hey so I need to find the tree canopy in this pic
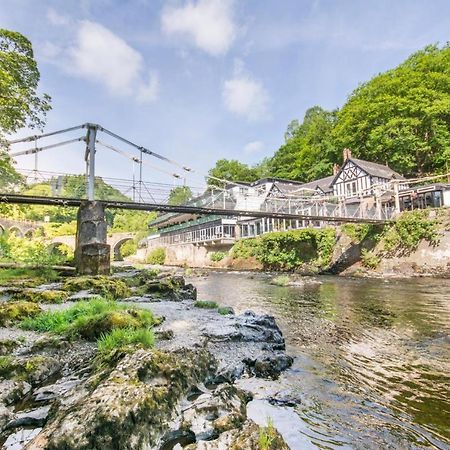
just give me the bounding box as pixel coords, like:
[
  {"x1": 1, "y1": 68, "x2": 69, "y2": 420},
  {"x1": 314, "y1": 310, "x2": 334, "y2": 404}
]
[
  {"x1": 209, "y1": 43, "x2": 450, "y2": 182},
  {"x1": 208, "y1": 159, "x2": 260, "y2": 187},
  {"x1": 333, "y1": 44, "x2": 450, "y2": 176},
  {"x1": 0, "y1": 29, "x2": 51, "y2": 188},
  {"x1": 167, "y1": 186, "x2": 193, "y2": 205},
  {"x1": 0, "y1": 29, "x2": 51, "y2": 133}
]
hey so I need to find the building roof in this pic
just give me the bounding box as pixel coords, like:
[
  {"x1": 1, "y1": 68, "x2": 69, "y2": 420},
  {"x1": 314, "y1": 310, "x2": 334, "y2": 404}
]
[
  {"x1": 349, "y1": 158, "x2": 404, "y2": 180},
  {"x1": 296, "y1": 175, "x2": 335, "y2": 194}
]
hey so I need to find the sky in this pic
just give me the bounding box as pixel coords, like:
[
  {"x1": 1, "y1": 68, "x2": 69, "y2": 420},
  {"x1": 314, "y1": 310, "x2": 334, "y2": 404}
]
[{"x1": 1, "y1": 0, "x2": 450, "y2": 188}]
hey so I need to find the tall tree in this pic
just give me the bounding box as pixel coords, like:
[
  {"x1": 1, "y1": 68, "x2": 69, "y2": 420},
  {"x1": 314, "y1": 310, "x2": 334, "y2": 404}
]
[
  {"x1": 267, "y1": 106, "x2": 337, "y2": 182},
  {"x1": 333, "y1": 44, "x2": 450, "y2": 176},
  {"x1": 0, "y1": 29, "x2": 51, "y2": 187}
]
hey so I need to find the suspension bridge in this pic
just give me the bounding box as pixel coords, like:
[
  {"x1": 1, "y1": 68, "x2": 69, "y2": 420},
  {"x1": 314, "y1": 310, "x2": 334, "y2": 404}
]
[{"x1": 1, "y1": 122, "x2": 425, "y2": 274}]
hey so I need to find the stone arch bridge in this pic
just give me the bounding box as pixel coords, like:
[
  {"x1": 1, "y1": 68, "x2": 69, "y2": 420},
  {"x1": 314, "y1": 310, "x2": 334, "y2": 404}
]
[
  {"x1": 0, "y1": 218, "x2": 44, "y2": 237},
  {"x1": 50, "y1": 232, "x2": 135, "y2": 261}
]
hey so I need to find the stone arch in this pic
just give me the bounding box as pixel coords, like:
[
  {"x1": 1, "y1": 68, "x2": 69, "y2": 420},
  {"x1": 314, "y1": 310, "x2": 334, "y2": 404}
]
[
  {"x1": 9, "y1": 226, "x2": 23, "y2": 237},
  {"x1": 113, "y1": 237, "x2": 135, "y2": 261},
  {"x1": 47, "y1": 242, "x2": 74, "y2": 262},
  {"x1": 24, "y1": 229, "x2": 35, "y2": 239}
]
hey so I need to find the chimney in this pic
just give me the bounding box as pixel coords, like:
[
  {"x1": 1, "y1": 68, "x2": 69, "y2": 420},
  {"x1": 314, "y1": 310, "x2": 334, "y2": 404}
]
[
  {"x1": 343, "y1": 148, "x2": 352, "y2": 162},
  {"x1": 333, "y1": 164, "x2": 340, "y2": 176}
]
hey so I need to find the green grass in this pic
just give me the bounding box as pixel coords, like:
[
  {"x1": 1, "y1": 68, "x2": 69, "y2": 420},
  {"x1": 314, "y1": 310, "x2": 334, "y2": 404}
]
[
  {"x1": 218, "y1": 306, "x2": 234, "y2": 315},
  {"x1": 0, "y1": 268, "x2": 59, "y2": 286},
  {"x1": 258, "y1": 417, "x2": 277, "y2": 450},
  {"x1": 20, "y1": 298, "x2": 158, "y2": 340},
  {"x1": 194, "y1": 300, "x2": 219, "y2": 309},
  {"x1": 97, "y1": 328, "x2": 155, "y2": 354},
  {"x1": 270, "y1": 275, "x2": 290, "y2": 287}
]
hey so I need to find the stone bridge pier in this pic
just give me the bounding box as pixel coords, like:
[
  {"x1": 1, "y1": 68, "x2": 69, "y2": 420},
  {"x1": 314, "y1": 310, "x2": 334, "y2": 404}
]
[{"x1": 75, "y1": 201, "x2": 110, "y2": 275}]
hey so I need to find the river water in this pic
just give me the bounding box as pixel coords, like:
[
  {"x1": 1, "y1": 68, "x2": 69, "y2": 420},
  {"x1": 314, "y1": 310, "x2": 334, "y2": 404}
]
[{"x1": 191, "y1": 272, "x2": 450, "y2": 450}]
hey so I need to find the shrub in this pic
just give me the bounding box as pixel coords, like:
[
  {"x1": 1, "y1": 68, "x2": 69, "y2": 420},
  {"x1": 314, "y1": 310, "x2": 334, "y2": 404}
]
[
  {"x1": 361, "y1": 249, "x2": 380, "y2": 269},
  {"x1": 258, "y1": 418, "x2": 277, "y2": 450},
  {"x1": 97, "y1": 328, "x2": 155, "y2": 354},
  {"x1": 120, "y1": 240, "x2": 138, "y2": 258},
  {"x1": 210, "y1": 251, "x2": 227, "y2": 262},
  {"x1": 146, "y1": 247, "x2": 166, "y2": 265},
  {"x1": 231, "y1": 228, "x2": 336, "y2": 270},
  {"x1": 63, "y1": 276, "x2": 131, "y2": 299},
  {"x1": 194, "y1": 300, "x2": 219, "y2": 309},
  {"x1": 382, "y1": 210, "x2": 439, "y2": 254}
]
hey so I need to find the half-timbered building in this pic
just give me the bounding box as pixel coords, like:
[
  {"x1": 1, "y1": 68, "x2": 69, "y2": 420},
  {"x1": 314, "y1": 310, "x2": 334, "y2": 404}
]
[{"x1": 331, "y1": 149, "x2": 405, "y2": 199}]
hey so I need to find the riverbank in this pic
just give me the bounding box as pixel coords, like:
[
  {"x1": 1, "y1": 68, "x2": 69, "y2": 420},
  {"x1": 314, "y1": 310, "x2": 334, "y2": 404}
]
[
  {"x1": 145, "y1": 209, "x2": 450, "y2": 279},
  {"x1": 0, "y1": 267, "x2": 293, "y2": 449}
]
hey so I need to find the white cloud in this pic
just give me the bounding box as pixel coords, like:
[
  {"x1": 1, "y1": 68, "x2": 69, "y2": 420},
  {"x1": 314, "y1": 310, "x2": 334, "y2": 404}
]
[
  {"x1": 68, "y1": 21, "x2": 159, "y2": 103},
  {"x1": 46, "y1": 8, "x2": 69, "y2": 26},
  {"x1": 161, "y1": 0, "x2": 236, "y2": 56},
  {"x1": 222, "y1": 64, "x2": 269, "y2": 121},
  {"x1": 244, "y1": 140, "x2": 264, "y2": 154}
]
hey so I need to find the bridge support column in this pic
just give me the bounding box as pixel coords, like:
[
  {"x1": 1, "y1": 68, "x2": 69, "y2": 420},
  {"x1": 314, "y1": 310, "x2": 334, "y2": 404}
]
[{"x1": 75, "y1": 201, "x2": 110, "y2": 275}]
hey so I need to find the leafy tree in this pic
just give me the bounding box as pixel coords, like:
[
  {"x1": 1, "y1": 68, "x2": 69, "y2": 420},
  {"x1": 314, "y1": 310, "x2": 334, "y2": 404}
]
[
  {"x1": 0, "y1": 29, "x2": 51, "y2": 133},
  {"x1": 333, "y1": 44, "x2": 450, "y2": 176},
  {"x1": 208, "y1": 159, "x2": 260, "y2": 188},
  {"x1": 0, "y1": 29, "x2": 51, "y2": 188},
  {"x1": 167, "y1": 186, "x2": 193, "y2": 205},
  {"x1": 267, "y1": 106, "x2": 337, "y2": 181},
  {"x1": 284, "y1": 119, "x2": 300, "y2": 142}
]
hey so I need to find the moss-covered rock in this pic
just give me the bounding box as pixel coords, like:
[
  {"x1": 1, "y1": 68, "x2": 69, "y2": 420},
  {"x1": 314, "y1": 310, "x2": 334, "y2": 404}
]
[
  {"x1": 30, "y1": 348, "x2": 216, "y2": 449},
  {"x1": 63, "y1": 276, "x2": 131, "y2": 299},
  {"x1": 0, "y1": 301, "x2": 42, "y2": 327},
  {"x1": 11, "y1": 289, "x2": 69, "y2": 304},
  {"x1": 0, "y1": 339, "x2": 19, "y2": 356}
]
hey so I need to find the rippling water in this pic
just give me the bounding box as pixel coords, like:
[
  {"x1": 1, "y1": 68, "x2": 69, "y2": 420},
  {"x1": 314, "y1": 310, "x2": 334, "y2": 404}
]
[{"x1": 191, "y1": 272, "x2": 450, "y2": 449}]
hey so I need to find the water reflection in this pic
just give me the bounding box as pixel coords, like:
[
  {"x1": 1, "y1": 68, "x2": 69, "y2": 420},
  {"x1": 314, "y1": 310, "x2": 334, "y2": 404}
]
[{"x1": 192, "y1": 272, "x2": 450, "y2": 449}]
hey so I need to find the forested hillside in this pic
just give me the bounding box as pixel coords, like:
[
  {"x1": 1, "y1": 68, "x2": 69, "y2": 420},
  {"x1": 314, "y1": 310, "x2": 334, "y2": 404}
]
[{"x1": 208, "y1": 44, "x2": 450, "y2": 184}]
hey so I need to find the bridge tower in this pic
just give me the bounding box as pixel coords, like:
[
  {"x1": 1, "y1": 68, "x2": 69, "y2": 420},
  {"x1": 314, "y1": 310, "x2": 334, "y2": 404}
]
[{"x1": 75, "y1": 124, "x2": 111, "y2": 275}]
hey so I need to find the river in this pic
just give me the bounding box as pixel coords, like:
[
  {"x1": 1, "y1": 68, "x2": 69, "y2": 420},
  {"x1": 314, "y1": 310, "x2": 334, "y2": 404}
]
[{"x1": 191, "y1": 272, "x2": 450, "y2": 450}]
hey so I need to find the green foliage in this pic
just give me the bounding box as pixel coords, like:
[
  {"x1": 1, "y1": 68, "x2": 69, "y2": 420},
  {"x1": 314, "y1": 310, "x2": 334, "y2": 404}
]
[
  {"x1": 266, "y1": 106, "x2": 338, "y2": 182},
  {"x1": 97, "y1": 328, "x2": 155, "y2": 355},
  {"x1": 111, "y1": 210, "x2": 157, "y2": 235},
  {"x1": 0, "y1": 232, "x2": 72, "y2": 265},
  {"x1": 208, "y1": 159, "x2": 260, "y2": 187},
  {"x1": 63, "y1": 276, "x2": 131, "y2": 300},
  {"x1": 232, "y1": 228, "x2": 336, "y2": 270},
  {"x1": 217, "y1": 306, "x2": 234, "y2": 315},
  {"x1": 341, "y1": 224, "x2": 380, "y2": 244},
  {"x1": 20, "y1": 298, "x2": 158, "y2": 340},
  {"x1": 0, "y1": 29, "x2": 51, "y2": 133},
  {"x1": 258, "y1": 417, "x2": 277, "y2": 450},
  {"x1": 334, "y1": 44, "x2": 450, "y2": 176},
  {"x1": 0, "y1": 355, "x2": 15, "y2": 378},
  {"x1": 120, "y1": 239, "x2": 138, "y2": 258},
  {"x1": 0, "y1": 267, "x2": 59, "y2": 285},
  {"x1": 270, "y1": 275, "x2": 290, "y2": 286},
  {"x1": 194, "y1": 300, "x2": 219, "y2": 309},
  {"x1": 43, "y1": 221, "x2": 77, "y2": 237},
  {"x1": 0, "y1": 301, "x2": 41, "y2": 326},
  {"x1": 361, "y1": 249, "x2": 380, "y2": 269},
  {"x1": 382, "y1": 210, "x2": 439, "y2": 254},
  {"x1": 210, "y1": 251, "x2": 227, "y2": 262},
  {"x1": 146, "y1": 247, "x2": 166, "y2": 265},
  {"x1": 167, "y1": 186, "x2": 193, "y2": 205}
]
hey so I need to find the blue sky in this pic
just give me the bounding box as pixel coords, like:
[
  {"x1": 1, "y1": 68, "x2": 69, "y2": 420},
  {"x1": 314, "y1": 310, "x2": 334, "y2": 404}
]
[{"x1": 1, "y1": 0, "x2": 449, "y2": 187}]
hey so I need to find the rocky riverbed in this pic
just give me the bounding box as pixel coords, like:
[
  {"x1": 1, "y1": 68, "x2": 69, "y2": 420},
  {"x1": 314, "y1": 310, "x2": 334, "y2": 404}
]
[{"x1": 0, "y1": 267, "x2": 294, "y2": 449}]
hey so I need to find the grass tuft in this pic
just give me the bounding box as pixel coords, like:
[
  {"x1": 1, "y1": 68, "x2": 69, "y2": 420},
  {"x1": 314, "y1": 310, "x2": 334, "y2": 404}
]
[
  {"x1": 270, "y1": 275, "x2": 290, "y2": 287},
  {"x1": 194, "y1": 300, "x2": 219, "y2": 309},
  {"x1": 97, "y1": 328, "x2": 155, "y2": 354}
]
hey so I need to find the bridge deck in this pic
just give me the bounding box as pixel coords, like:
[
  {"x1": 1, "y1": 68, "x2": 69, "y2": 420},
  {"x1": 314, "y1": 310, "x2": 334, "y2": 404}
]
[{"x1": 0, "y1": 194, "x2": 389, "y2": 224}]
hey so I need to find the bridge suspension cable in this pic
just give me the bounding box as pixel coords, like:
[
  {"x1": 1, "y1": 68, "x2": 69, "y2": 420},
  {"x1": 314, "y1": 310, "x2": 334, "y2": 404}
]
[{"x1": 9, "y1": 137, "x2": 85, "y2": 158}]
